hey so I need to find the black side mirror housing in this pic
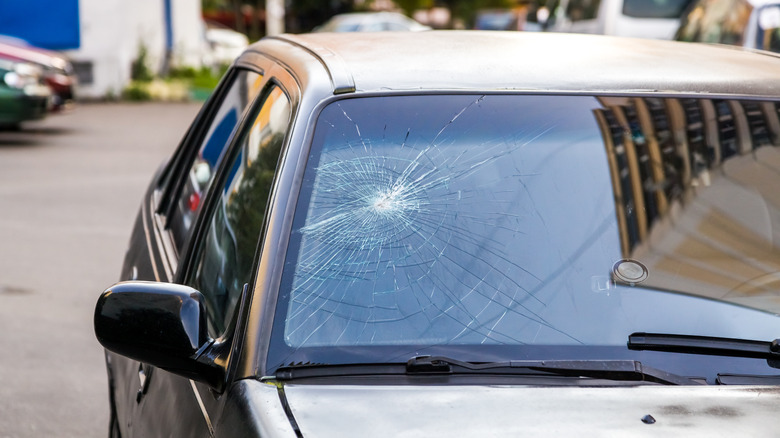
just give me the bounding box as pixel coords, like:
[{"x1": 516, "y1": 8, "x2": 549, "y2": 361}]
[{"x1": 94, "y1": 281, "x2": 225, "y2": 390}]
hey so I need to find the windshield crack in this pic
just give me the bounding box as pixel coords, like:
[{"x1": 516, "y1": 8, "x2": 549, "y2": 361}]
[{"x1": 284, "y1": 95, "x2": 601, "y2": 349}]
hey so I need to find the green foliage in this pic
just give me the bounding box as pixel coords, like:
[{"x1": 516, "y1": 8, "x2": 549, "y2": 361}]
[
  {"x1": 122, "y1": 82, "x2": 152, "y2": 101},
  {"x1": 130, "y1": 43, "x2": 154, "y2": 83},
  {"x1": 201, "y1": 0, "x2": 226, "y2": 11},
  {"x1": 124, "y1": 32, "x2": 229, "y2": 101},
  {"x1": 166, "y1": 64, "x2": 227, "y2": 87},
  {"x1": 191, "y1": 65, "x2": 229, "y2": 90},
  {"x1": 226, "y1": 132, "x2": 286, "y2": 268},
  {"x1": 167, "y1": 66, "x2": 199, "y2": 79},
  {"x1": 394, "y1": 0, "x2": 434, "y2": 15}
]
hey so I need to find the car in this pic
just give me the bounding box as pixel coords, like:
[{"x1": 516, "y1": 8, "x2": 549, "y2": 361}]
[
  {"x1": 0, "y1": 36, "x2": 76, "y2": 111},
  {"x1": 474, "y1": 7, "x2": 546, "y2": 31},
  {"x1": 0, "y1": 55, "x2": 51, "y2": 127},
  {"x1": 312, "y1": 11, "x2": 431, "y2": 32},
  {"x1": 204, "y1": 21, "x2": 250, "y2": 68},
  {"x1": 95, "y1": 31, "x2": 780, "y2": 436},
  {"x1": 548, "y1": 0, "x2": 695, "y2": 39},
  {"x1": 675, "y1": 0, "x2": 780, "y2": 51}
]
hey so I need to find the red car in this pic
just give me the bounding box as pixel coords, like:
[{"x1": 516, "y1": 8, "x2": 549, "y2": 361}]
[{"x1": 0, "y1": 36, "x2": 76, "y2": 111}]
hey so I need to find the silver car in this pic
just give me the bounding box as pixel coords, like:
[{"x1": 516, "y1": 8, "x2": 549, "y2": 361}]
[
  {"x1": 96, "y1": 31, "x2": 780, "y2": 436},
  {"x1": 313, "y1": 11, "x2": 431, "y2": 32}
]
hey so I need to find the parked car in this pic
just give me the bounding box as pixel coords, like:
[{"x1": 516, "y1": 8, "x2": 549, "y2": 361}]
[
  {"x1": 474, "y1": 7, "x2": 548, "y2": 31},
  {"x1": 204, "y1": 21, "x2": 250, "y2": 67},
  {"x1": 313, "y1": 11, "x2": 431, "y2": 32},
  {"x1": 0, "y1": 55, "x2": 51, "y2": 127},
  {"x1": 95, "y1": 31, "x2": 780, "y2": 437},
  {"x1": 0, "y1": 36, "x2": 76, "y2": 111},
  {"x1": 548, "y1": 0, "x2": 695, "y2": 39},
  {"x1": 675, "y1": 0, "x2": 780, "y2": 51}
]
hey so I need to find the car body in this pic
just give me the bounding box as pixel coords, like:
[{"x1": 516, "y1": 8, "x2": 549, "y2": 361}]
[
  {"x1": 0, "y1": 55, "x2": 51, "y2": 127},
  {"x1": 548, "y1": 0, "x2": 695, "y2": 39},
  {"x1": 675, "y1": 0, "x2": 780, "y2": 52},
  {"x1": 95, "y1": 31, "x2": 780, "y2": 437},
  {"x1": 313, "y1": 11, "x2": 431, "y2": 32},
  {"x1": 0, "y1": 36, "x2": 76, "y2": 111}
]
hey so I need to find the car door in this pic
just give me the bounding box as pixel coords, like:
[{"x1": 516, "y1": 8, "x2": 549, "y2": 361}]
[
  {"x1": 129, "y1": 81, "x2": 294, "y2": 437},
  {"x1": 111, "y1": 65, "x2": 264, "y2": 437}
]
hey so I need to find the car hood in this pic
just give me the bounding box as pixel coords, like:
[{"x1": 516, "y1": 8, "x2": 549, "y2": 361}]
[{"x1": 282, "y1": 384, "x2": 780, "y2": 437}]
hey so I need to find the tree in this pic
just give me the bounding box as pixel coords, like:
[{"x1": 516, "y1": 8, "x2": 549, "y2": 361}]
[
  {"x1": 286, "y1": 0, "x2": 352, "y2": 33},
  {"x1": 394, "y1": 0, "x2": 434, "y2": 16}
]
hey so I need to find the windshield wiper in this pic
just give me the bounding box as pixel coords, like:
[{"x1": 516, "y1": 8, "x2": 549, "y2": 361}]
[
  {"x1": 407, "y1": 355, "x2": 702, "y2": 385},
  {"x1": 628, "y1": 332, "x2": 780, "y2": 361},
  {"x1": 271, "y1": 356, "x2": 701, "y2": 385}
]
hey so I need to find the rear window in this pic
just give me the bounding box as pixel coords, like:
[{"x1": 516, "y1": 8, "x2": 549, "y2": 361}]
[{"x1": 622, "y1": 0, "x2": 694, "y2": 18}]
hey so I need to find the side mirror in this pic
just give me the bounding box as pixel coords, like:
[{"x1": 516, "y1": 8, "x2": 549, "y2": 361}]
[{"x1": 94, "y1": 281, "x2": 225, "y2": 390}]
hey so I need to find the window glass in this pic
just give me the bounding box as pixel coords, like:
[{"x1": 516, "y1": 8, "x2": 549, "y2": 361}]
[
  {"x1": 565, "y1": 0, "x2": 601, "y2": 21},
  {"x1": 187, "y1": 85, "x2": 291, "y2": 336},
  {"x1": 279, "y1": 95, "x2": 615, "y2": 350},
  {"x1": 622, "y1": 0, "x2": 694, "y2": 19},
  {"x1": 363, "y1": 22, "x2": 384, "y2": 31},
  {"x1": 169, "y1": 69, "x2": 264, "y2": 252},
  {"x1": 268, "y1": 94, "x2": 780, "y2": 376},
  {"x1": 385, "y1": 21, "x2": 410, "y2": 31}
]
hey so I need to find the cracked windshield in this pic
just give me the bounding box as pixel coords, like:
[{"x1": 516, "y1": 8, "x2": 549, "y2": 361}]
[{"x1": 269, "y1": 94, "x2": 780, "y2": 369}]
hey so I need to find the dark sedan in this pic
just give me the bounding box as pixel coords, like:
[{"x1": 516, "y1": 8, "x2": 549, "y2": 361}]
[{"x1": 96, "y1": 31, "x2": 780, "y2": 436}]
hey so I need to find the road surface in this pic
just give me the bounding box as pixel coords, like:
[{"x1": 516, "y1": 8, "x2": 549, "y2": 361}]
[{"x1": 0, "y1": 102, "x2": 202, "y2": 438}]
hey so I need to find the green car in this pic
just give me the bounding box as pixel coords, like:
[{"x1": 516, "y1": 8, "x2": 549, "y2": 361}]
[{"x1": 0, "y1": 56, "x2": 50, "y2": 127}]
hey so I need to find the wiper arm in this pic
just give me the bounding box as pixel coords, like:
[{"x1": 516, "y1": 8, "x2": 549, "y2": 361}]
[
  {"x1": 272, "y1": 356, "x2": 700, "y2": 384},
  {"x1": 628, "y1": 332, "x2": 780, "y2": 361},
  {"x1": 407, "y1": 355, "x2": 702, "y2": 385}
]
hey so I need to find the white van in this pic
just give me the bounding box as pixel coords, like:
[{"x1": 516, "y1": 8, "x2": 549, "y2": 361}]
[{"x1": 548, "y1": 0, "x2": 695, "y2": 39}]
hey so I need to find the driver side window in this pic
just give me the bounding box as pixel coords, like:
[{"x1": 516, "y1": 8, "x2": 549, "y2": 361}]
[
  {"x1": 168, "y1": 69, "x2": 264, "y2": 253},
  {"x1": 185, "y1": 84, "x2": 292, "y2": 336}
]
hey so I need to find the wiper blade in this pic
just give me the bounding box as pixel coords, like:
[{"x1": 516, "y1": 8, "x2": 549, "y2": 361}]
[
  {"x1": 628, "y1": 332, "x2": 780, "y2": 360},
  {"x1": 407, "y1": 355, "x2": 702, "y2": 385},
  {"x1": 274, "y1": 363, "x2": 405, "y2": 380},
  {"x1": 272, "y1": 356, "x2": 701, "y2": 384},
  {"x1": 717, "y1": 374, "x2": 780, "y2": 385}
]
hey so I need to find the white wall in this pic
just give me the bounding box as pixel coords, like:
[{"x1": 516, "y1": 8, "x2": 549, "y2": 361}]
[
  {"x1": 68, "y1": 0, "x2": 205, "y2": 98},
  {"x1": 172, "y1": 0, "x2": 209, "y2": 68}
]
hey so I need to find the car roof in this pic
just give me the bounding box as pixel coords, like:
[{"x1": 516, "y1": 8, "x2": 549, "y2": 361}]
[{"x1": 243, "y1": 31, "x2": 780, "y2": 98}]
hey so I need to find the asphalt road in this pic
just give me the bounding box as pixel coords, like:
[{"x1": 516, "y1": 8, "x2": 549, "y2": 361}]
[{"x1": 0, "y1": 102, "x2": 203, "y2": 438}]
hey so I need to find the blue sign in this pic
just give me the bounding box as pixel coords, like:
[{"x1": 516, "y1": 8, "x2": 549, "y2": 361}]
[{"x1": 0, "y1": 0, "x2": 80, "y2": 50}]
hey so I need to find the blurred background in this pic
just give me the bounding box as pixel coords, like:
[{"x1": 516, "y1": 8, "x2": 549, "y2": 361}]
[
  {"x1": 1, "y1": 0, "x2": 774, "y2": 436},
  {"x1": 3, "y1": 0, "x2": 776, "y2": 115},
  {"x1": 0, "y1": 0, "x2": 713, "y2": 114}
]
